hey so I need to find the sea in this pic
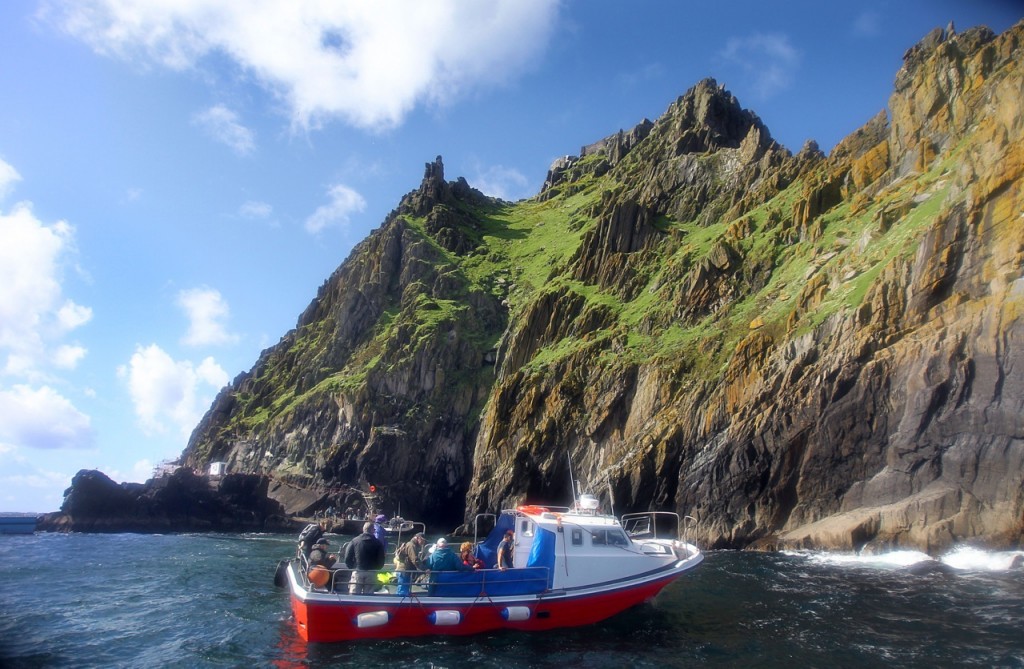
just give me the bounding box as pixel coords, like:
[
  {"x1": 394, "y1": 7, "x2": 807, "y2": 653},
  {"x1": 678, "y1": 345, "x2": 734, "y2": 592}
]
[{"x1": 1, "y1": 532, "x2": 1021, "y2": 668}]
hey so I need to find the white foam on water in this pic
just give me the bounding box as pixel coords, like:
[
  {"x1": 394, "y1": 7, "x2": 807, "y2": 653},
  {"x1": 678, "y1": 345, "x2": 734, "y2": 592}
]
[
  {"x1": 783, "y1": 549, "x2": 935, "y2": 568},
  {"x1": 939, "y1": 545, "x2": 1024, "y2": 571},
  {"x1": 785, "y1": 545, "x2": 1024, "y2": 572}
]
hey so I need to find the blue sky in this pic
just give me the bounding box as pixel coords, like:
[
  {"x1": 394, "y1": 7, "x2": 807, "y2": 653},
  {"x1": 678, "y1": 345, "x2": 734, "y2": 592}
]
[{"x1": 1, "y1": 1, "x2": 1020, "y2": 513}]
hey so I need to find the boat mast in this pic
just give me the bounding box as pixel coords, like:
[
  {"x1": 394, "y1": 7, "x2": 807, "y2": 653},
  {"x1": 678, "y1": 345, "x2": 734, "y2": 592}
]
[{"x1": 567, "y1": 453, "x2": 578, "y2": 506}]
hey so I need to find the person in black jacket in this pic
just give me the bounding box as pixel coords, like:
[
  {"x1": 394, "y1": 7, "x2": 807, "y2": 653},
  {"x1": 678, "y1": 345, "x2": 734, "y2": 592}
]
[
  {"x1": 344, "y1": 522, "x2": 386, "y2": 594},
  {"x1": 297, "y1": 520, "x2": 326, "y2": 558},
  {"x1": 308, "y1": 538, "x2": 336, "y2": 568}
]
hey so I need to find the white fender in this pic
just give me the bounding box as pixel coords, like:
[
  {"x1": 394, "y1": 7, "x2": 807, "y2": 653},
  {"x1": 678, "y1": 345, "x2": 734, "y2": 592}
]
[
  {"x1": 355, "y1": 611, "x2": 389, "y2": 628},
  {"x1": 501, "y1": 606, "x2": 531, "y2": 621},
  {"x1": 428, "y1": 610, "x2": 462, "y2": 625}
]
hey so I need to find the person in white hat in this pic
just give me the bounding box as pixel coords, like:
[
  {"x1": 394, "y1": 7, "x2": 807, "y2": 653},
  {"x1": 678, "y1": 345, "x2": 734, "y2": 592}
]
[{"x1": 426, "y1": 537, "x2": 470, "y2": 572}]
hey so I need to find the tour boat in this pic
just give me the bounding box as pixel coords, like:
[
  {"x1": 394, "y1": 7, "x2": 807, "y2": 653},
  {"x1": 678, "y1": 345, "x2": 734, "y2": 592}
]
[{"x1": 276, "y1": 493, "x2": 703, "y2": 642}]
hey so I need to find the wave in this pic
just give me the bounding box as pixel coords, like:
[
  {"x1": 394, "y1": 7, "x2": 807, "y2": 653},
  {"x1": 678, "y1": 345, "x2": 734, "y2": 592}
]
[
  {"x1": 782, "y1": 545, "x2": 1024, "y2": 572},
  {"x1": 939, "y1": 545, "x2": 1024, "y2": 571}
]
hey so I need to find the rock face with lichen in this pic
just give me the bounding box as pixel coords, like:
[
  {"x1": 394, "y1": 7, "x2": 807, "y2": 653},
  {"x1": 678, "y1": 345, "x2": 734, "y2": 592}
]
[{"x1": 175, "y1": 21, "x2": 1023, "y2": 553}]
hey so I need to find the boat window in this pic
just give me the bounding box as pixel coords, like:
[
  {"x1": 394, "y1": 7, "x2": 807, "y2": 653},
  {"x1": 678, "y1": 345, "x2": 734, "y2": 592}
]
[
  {"x1": 519, "y1": 519, "x2": 534, "y2": 537},
  {"x1": 591, "y1": 529, "x2": 630, "y2": 547},
  {"x1": 571, "y1": 528, "x2": 583, "y2": 546}
]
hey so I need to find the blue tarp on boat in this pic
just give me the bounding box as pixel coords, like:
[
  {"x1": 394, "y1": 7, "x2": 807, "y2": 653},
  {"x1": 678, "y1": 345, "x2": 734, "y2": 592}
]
[
  {"x1": 429, "y1": 567, "x2": 549, "y2": 597},
  {"x1": 476, "y1": 512, "x2": 516, "y2": 568}
]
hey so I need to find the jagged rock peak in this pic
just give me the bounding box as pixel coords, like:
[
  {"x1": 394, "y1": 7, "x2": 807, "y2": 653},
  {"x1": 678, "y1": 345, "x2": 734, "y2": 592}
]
[
  {"x1": 400, "y1": 155, "x2": 450, "y2": 217},
  {"x1": 661, "y1": 77, "x2": 774, "y2": 153},
  {"x1": 422, "y1": 154, "x2": 445, "y2": 190},
  {"x1": 895, "y1": 22, "x2": 996, "y2": 91}
]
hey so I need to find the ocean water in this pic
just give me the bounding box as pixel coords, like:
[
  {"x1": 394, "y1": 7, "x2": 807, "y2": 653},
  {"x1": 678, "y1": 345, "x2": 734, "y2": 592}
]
[{"x1": 1, "y1": 532, "x2": 1021, "y2": 668}]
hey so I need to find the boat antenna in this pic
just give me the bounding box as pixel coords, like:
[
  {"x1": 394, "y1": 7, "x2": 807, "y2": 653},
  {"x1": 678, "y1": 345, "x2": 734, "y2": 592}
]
[{"x1": 567, "y1": 452, "x2": 578, "y2": 506}]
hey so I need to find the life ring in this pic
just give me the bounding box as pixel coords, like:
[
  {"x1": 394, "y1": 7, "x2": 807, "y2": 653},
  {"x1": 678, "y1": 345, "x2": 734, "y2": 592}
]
[{"x1": 517, "y1": 505, "x2": 549, "y2": 515}]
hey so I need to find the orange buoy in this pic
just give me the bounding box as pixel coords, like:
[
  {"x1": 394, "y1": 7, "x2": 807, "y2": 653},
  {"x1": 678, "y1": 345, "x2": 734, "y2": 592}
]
[
  {"x1": 516, "y1": 505, "x2": 549, "y2": 515},
  {"x1": 308, "y1": 565, "x2": 330, "y2": 588}
]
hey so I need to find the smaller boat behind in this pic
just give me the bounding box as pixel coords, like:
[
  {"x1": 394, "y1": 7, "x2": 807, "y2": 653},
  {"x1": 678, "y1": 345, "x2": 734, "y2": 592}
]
[
  {"x1": 277, "y1": 493, "x2": 702, "y2": 642},
  {"x1": 0, "y1": 514, "x2": 37, "y2": 535}
]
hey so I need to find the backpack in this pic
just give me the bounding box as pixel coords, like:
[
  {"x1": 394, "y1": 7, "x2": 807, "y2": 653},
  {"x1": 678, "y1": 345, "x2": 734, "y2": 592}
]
[
  {"x1": 297, "y1": 523, "x2": 323, "y2": 550},
  {"x1": 394, "y1": 541, "x2": 411, "y2": 569}
]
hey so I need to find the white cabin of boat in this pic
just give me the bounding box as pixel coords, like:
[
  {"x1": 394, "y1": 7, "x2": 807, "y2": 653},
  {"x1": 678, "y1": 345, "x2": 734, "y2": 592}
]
[{"x1": 487, "y1": 499, "x2": 696, "y2": 593}]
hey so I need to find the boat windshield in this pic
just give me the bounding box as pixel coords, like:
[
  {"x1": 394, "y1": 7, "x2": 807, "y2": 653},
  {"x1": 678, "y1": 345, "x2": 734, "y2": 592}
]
[{"x1": 590, "y1": 528, "x2": 630, "y2": 546}]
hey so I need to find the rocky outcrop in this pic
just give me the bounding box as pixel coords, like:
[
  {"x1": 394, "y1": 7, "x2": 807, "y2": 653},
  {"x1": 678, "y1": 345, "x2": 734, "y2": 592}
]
[
  {"x1": 176, "y1": 21, "x2": 1024, "y2": 555},
  {"x1": 38, "y1": 469, "x2": 293, "y2": 533}
]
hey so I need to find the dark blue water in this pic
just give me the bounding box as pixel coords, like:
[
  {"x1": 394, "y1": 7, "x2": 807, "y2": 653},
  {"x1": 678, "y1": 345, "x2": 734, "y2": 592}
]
[{"x1": 1, "y1": 533, "x2": 1021, "y2": 668}]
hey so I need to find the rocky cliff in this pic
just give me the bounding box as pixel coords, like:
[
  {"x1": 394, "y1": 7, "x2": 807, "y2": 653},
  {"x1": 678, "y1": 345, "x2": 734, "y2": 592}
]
[{"x1": 182, "y1": 21, "x2": 1024, "y2": 553}]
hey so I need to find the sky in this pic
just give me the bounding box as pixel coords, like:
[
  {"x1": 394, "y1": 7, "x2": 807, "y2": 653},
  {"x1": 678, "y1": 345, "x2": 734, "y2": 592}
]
[{"x1": 1, "y1": 1, "x2": 1021, "y2": 513}]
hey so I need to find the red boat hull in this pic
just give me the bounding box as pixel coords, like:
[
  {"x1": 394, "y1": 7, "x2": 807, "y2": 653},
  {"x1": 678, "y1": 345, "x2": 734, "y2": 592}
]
[{"x1": 291, "y1": 574, "x2": 679, "y2": 642}]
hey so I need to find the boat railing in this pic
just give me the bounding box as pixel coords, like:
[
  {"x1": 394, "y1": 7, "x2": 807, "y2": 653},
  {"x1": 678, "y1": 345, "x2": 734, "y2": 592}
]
[
  {"x1": 621, "y1": 511, "x2": 698, "y2": 546},
  {"x1": 299, "y1": 563, "x2": 550, "y2": 597},
  {"x1": 472, "y1": 513, "x2": 496, "y2": 549},
  {"x1": 417, "y1": 566, "x2": 550, "y2": 597}
]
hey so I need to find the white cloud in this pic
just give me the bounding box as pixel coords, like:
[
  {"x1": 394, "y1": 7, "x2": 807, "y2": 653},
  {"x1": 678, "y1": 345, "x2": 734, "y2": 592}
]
[
  {"x1": 239, "y1": 200, "x2": 272, "y2": 219},
  {"x1": 0, "y1": 201, "x2": 90, "y2": 378},
  {"x1": 47, "y1": 0, "x2": 561, "y2": 131},
  {"x1": 0, "y1": 384, "x2": 94, "y2": 450},
  {"x1": 52, "y1": 344, "x2": 87, "y2": 370},
  {"x1": 719, "y1": 33, "x2": 800, "y2": 100},
  {"x1": 57, "y1": 300, "x2": 93, "y2": 333},
  {"x1": 177, "y1": 286, "x2": 238, "y2": 347},
  {"x1": 104, "y1": 458, "x2": 157, "y2": 484},
  {"x1": 121, "y1": 344, "x2": 229, "y2": 437},
  {"x1": 192, "y1": 104, "x2": 256, "y2": 155},
  {"x1": 305, "y1": 183, "x2": 366, "y2": 234},
  {"x1": 471, "y1": 164, "x2": 532, "y2": 201},
  {"x1": 0, "y1": 447, "x2": 71, "y2": 512},
  {"x1": 0, "y1": 157, "x2": 21, "y2": 200}
]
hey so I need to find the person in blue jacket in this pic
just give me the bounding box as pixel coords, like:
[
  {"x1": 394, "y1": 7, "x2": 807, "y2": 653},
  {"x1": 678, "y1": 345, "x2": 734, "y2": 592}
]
[
  {"x1": 373, "y1": 514, "x2": 388, "y2": 555},
  {"x1": 426, "y1": 537, "x2": 471, "y2": 572}
]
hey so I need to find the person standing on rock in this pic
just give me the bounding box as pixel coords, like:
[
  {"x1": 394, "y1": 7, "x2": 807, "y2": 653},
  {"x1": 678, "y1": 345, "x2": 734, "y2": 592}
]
[{"x1": 344, "y1": 521, "x2": 386, "y2": 594}]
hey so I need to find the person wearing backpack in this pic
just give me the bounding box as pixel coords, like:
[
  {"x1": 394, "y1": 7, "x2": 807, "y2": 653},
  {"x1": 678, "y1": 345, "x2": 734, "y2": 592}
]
[
  {"x1": 394, "y1": 532, "x2": 427, "y2": 596},
  {"x1": 297, "y1": 520, "x2": 326, "y2": 558}
]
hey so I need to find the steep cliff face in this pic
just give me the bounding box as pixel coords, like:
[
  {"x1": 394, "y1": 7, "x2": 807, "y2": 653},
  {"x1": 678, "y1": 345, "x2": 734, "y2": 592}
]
[
  {"x1": 183, "y1": 158, "x2": 506, "y2": 527},
  {"x1": 184, "y1": 22, "x2": 1024, "y2": 552},
  {"x1": 467, "y1": 21, "x2": 1024, "y2": 553}
]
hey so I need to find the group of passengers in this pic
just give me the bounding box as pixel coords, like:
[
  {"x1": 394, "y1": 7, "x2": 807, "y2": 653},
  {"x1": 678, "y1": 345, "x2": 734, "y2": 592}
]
[{"x1": 299, "y1": 521, "x2": 517, "y2": 595}]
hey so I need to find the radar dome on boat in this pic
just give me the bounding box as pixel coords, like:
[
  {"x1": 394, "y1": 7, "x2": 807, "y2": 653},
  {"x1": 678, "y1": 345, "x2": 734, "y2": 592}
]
[{"x1": 578, "y1": 494, "x2": 599, "y2": 510}]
